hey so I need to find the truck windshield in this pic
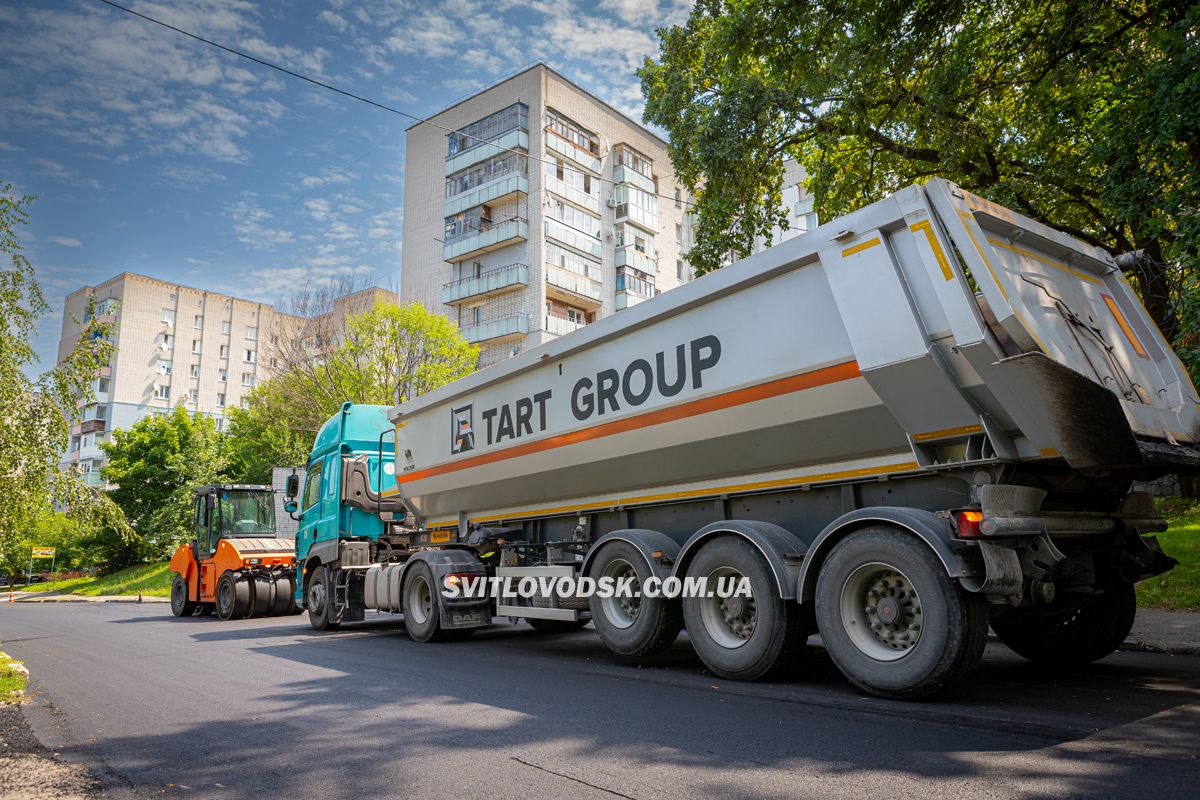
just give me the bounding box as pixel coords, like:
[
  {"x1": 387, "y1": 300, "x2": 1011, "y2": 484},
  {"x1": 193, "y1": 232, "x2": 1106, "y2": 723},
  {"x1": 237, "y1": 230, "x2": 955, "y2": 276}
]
[{"x1": 218, "y1": 491, "x2": 275, "y2": 537}]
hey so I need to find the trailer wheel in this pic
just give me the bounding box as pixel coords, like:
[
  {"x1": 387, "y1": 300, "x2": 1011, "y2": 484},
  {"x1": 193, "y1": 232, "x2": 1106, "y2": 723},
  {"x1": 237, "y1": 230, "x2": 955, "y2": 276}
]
[
  {"x1": 815, "y1": 527, "x2": 988, "y2": 699},
  {"x1": 216, "y1": 573, "x2": 251, "y2": 621},
  {"x1": 681, "y1": 536, "x2": 806, "y2": 681},
  {"x1": 170, "y1": 575, "x2": 196, "y2": 617},
  {"x1": 527, "y1": 618, "x2": 589, "y2": 634},
  {"x1": 306, "y1": 566, "x2": 340, "y2": 631},
  {"x1": 991, "y1": 582, "x2": 1135, "y2": 666},
  {"x1": 587, "y1": 541, "x2": 682, "y2": 658}
]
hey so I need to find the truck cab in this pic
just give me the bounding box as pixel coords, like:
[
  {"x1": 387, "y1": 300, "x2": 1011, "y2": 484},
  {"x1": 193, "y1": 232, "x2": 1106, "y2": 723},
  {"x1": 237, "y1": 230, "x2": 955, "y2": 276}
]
[{"x1": 287, "y1": 403, "x2": 405, "y2": 621}]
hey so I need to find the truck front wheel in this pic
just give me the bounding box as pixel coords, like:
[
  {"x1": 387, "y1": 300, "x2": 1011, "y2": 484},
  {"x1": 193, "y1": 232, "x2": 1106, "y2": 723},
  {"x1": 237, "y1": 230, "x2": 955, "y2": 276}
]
[
  {"x1": 306, "y1": 566, "x2": 340, "y2": 631},
  {"x1": 681, "y1": 536, "x2": 806, "y2": 681},
  {"x1": 587, "y1": 541, "x2": 682, "y2": 658},
  {"x1": 991, "y1": 582, "x2": 1135, "y2": 666},
  {"x1": 814, "y1": 527, "x2": 988, "y2": 699}
]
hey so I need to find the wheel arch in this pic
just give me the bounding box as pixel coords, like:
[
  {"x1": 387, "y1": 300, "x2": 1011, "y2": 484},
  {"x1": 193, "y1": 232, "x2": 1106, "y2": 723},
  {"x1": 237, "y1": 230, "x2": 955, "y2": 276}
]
[
  {"x1": 796, "y1": 507, "x2": 979, "y2": 602},
  {"x1": 396, "y1": 548, "x2": 485, "y2": 614},
  {"x1": 581, "y1": 529, "x2": 680, "y2": 580},
  {"x1": 671, "y1": 521, "x2": 806, "y2": 599}
]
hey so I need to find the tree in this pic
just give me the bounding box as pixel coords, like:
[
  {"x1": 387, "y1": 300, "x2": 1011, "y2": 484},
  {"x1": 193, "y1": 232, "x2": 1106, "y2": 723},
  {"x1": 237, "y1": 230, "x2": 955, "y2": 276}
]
[
  {"x1": 641, "y1": 1, "x2": 1200, "y2": 346},
  {"x1": 100, "y1": 406, "x2": 231, "y2": 563},
  {"x1": 0, "y1": 185, "x2": 129, "y2": 580},
  {"x1": 226, "y1": 300, "x2": 477, "y2": 483}
]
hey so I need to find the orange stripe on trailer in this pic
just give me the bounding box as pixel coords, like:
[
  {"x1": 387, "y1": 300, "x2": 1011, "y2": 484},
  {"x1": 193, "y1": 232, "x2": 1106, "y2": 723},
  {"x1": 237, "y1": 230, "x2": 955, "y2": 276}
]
[
  {"x1": 909, "y1": 220, "x2": 953, "y2": 281},
  {"x1": 1101, "y1": 293, "x2": 1149, "y2": 359},
  {"x1": 912, "y1": 424, "x2": 983, "y2": 442},
  {"x1": 402, "y1": 360, "x2": 863, "y2": 484},
  {"x1": 841, "y1": 237, "x2": 881, "y2": 257}
]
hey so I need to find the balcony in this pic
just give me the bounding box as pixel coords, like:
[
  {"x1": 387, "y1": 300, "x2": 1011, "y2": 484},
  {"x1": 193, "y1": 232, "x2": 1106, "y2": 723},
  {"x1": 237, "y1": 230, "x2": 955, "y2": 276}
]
[
  {"x1": 545, "y1": 266, "x2": 602, "y2": 309},
  {"x1": 79, "y1": 418, "x2": 106, "y2": 435},
  {"x1": 544, "y1": 175, "x2": 601, "y2": 215},
  {"x1": 443, "y1": 217, "x2": 528, "y2": 263},
  {"x1": 66, "y1": 449, "x2": 79, "y2": 463},
  {"x1": 461, "y1": 313, "x2": 529, "y2": 344},
  {"x1": 445, "y1": 129, "x2": 529, "y2": 175},
  {"x1": 616, "y1": 202, "x2": 658, "y2": 233},
  {"x1": 616, "y1": 245, "x2": 658, "y2": 274},
  {"x1": 544, "y1": 129, "x2": 601, "y2": 173},
  {"x1": 616, "y1": 290, "x2": 653, "y2": 310},
  {"x1": 613, "y1": 164, "x2": 655, "y2": 194},
  {"x1": 442, "y1": 263, "x2": 529, "y2": 305},
  {"x1": 444, "y1": 174, "x2": 528, "y2": 217},
  {"x1": 80, "y1": 472, "x2": 103, "y2": 487},
  {"x1": 545, "y1": 313, "x2": 587, "y2": 337},
  {"x1": 544, "y1": 218, "x2": 602, "y2": 259}
]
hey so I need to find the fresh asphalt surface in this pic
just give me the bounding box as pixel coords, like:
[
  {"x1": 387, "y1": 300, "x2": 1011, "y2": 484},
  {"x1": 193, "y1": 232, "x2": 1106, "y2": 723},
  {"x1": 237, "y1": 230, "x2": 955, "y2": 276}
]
[{"x1": 2, "y1": 603, "x2": 1198, "y2": 799}]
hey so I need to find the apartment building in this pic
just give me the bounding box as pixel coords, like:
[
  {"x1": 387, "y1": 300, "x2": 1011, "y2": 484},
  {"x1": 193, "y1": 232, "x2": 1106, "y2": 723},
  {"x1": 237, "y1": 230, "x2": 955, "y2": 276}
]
[
  {"x1": 56, "y1": 275, "x2": 392, "y2": 484},
  {"x1": 401, "y1": 63, "x2": 697, "y2": 367},
  {"x1": 755, "y1": 159, "x2": 819, "y2": 252}
]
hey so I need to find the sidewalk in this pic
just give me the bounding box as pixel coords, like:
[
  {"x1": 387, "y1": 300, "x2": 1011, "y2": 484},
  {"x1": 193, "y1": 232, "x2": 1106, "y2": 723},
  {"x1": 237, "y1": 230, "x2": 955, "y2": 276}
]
[
  {"x1": 1124, "y1": 609, "x2": 1200, "y2": 656},
  {"x1": 5, "y1": 592, "x2": 168, "y2": 604}
]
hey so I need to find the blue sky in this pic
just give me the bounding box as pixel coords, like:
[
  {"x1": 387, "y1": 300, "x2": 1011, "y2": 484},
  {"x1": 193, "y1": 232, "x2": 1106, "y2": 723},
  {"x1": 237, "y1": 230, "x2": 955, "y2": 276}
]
[{"x1": 0, "y1": 0, "x2": 691, "y2": 375}]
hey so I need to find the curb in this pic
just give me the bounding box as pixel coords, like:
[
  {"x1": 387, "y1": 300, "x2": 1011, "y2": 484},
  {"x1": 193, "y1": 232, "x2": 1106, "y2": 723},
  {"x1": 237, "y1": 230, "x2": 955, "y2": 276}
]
[{"x1": 12, "y1": 596, "x2": 169, "y2": 604}]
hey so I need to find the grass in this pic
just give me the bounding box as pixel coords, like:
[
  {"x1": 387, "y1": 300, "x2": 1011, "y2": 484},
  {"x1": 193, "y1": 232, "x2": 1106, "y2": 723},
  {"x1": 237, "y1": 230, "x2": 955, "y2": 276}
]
[
  {"x1": 0, "y1": 650, "x2": 28, "y2": 703},
  {"x1": 22, "y1": 562, "x2": 172, "y2": 598},
  {"x1": 1137, "y1": 511, "x2": 1200, "y2": 611}
]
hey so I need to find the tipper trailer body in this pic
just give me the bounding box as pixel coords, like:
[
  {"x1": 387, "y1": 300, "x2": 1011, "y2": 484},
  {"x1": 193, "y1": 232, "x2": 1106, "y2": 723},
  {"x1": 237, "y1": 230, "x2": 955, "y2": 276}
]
[{"x1": 289, "y1": 179, "x2": 1196, "y2": 697}]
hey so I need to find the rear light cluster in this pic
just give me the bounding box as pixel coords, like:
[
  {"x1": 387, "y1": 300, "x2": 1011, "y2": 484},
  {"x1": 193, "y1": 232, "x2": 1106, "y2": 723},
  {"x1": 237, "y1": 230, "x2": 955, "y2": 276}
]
[
  {"x1": 444, "y1": 572, "x2": 480, "y2": 593},
  {"x1": 957, "y1": 510, "x2": 984, "y2": 539}
]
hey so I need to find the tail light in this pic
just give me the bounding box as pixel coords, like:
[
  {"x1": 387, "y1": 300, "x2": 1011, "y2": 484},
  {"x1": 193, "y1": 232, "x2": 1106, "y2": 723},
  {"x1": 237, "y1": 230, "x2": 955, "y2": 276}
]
[
  {"x1": 957, "y1": 509, "x2": 984, "y2": 538},
  {"x1": 444, "y1": 572, "x2": 480, "y2": 594}
]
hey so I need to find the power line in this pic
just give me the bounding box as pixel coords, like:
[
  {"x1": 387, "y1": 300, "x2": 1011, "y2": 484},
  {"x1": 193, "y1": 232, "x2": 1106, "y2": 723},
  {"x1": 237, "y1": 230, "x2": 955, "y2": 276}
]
[{"x1": 92, "y1": 0, "x2": 811, "y2": 251}]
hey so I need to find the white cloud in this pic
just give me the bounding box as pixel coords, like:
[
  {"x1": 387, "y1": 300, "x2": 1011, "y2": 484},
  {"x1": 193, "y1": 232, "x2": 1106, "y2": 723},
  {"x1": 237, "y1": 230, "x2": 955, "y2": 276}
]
[{"x1": 49, "y1": 235, "x2": 82, "y2": 248}]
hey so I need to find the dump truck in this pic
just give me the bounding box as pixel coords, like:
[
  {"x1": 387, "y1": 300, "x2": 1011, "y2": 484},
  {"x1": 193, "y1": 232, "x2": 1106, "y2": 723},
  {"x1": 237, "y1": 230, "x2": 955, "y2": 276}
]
[
  {"x1": 285, "y1": 178, "x2": 1196, "y2": 698},
  {"x1": 169, "y1": 484, "x2": 299, "y2": 620}
]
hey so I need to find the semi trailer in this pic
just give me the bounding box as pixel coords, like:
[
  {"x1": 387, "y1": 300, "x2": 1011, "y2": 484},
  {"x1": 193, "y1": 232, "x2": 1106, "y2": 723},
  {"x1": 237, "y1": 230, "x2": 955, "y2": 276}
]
[{"x1": 285, "y1": 178, "x2": 1197, "y2": 698}]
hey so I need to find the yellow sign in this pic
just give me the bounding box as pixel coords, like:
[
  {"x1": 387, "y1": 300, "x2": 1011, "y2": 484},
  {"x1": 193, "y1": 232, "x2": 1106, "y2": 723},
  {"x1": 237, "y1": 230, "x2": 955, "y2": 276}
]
[{"x1": 31, "y1": 547, "x2": 56, "y2": 558}]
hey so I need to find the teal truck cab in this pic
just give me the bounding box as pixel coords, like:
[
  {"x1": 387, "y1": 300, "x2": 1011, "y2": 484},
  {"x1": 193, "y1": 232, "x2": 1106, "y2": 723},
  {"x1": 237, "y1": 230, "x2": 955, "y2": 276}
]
[{"x1": 285, "y1": 402, "x2": 491, "y2": 634}]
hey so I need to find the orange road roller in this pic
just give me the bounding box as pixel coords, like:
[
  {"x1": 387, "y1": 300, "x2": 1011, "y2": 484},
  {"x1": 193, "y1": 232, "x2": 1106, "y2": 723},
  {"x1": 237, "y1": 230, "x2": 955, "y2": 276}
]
[{"x1": 168, "y1": 484, "x2": 301, "y2": 620}]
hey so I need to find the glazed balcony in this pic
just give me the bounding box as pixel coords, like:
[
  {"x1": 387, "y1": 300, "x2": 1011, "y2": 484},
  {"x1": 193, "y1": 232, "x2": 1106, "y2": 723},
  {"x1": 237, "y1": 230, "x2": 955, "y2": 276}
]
[
  {"x1": 544, "y1": 312, "x2": 587, "y2": 337},
  {"x1": 445, "y1": 129, "x2": 529, "y2": 175},
  {"x1": 461, "y1": 313, "x2": 529, "y2": 344},
  {"x1": 443, "y1": 217, "x2": 528, "y2": 263},
  {"x1": 615, "y1": 245, "x2": 658, "y2": 274},
  {"x1": 443, "y1": 174, "x2": 528, "y2": 217},
  {"x1": 545, "y1": 266, "x2": 602, "y2": 310},
  {"x1": 442, "y1": 263, "x2": 529, "y2": 306}
]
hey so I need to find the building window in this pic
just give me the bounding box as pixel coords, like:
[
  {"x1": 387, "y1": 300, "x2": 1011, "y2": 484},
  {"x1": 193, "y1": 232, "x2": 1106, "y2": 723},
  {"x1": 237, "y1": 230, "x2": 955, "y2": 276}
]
[
  {"x1": 193, "y1": 315, "x2": 203, "y2": 329},
  {"x1": 243, "y1": 349, "x2": 255, "y2": 364},
  {"x1": 188, "y1": 389, "x2": 198, "y2": 404},
  {"x1": 153, "y1": 384, "x2": 169, "y2": 400},
  {"x1": 245, "y1": 327, "x2": 256, "y2": 340},
  {"x1": 97, "y1": 377, "x2": 110, "y2": 393},
  {"x1": 613, "y1": 144, "x2": 653, "y2": 178},
  {"x1": 617, "y1": 266, "x2": 656, "y2": 297},
  {"x1": 215, "y1": 417, "x2": 225, "y2": 432},
  {"x1": 161, "y1": 309, "x2": 175, "y2": 325},
  {"x1": 190, "y1": 363, "x2": 200, "y2": 379},
  {"x1": 674, "y1": 187, "x2": 681, "y2": 209},
  {"x1": 446, "y1": 102, "x2": 528, "y2": 156},
  {"x1": 675, "y1": 224, "x2": 683, "y2": 245},
  {"x1": 677, "y1": 259, "x2": 685, "y2": 281},
  {"x1": 445, "y1": 151, "x2": 528, "y2": 198},
  {"x1": 221, "y1": 321, "x2": 230, "y2": 335},
  {"x1": 544, "y1": 108, "x2": 599, "y2": 155},
  {"x1": 159, "y1": 361, "x2": 172, "y2": 376},
  {"x1": 241, "y1": 373, "x2": 255, "y2": 387},
  {"x1": 192, "y1": 339, "x2": 201, "y2": 354},
  {"x1": 219, "y1": 344, "x2": 229, "y2": 359},
  {"x1": 794, "y1": 197, "x2": 819, "y2": 233},
  {"x1": 218, "y1": 368, "x2": 227, "y2": 383},
  {"x1": 217, "y1": 392, "x2": 225, "y2": 407},
  {"x1": 160, "y1": 334, "x2": 173, "y2": 351}
]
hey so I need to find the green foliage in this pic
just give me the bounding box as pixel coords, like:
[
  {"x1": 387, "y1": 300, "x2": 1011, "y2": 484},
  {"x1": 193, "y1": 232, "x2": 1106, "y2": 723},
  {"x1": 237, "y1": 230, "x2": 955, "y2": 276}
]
[
  {"x1": 227, "y1": 300, "x2": 476, "y2": 480},
  {"x1": 641, "y1": 1, "x2": 1200, "y2": 352},
  {"x1": 0, "y1": 184, "x2": 131, "y2": 579},
  {"x1": 100, "y1": 406, "x2": 231, "y2": 563},
  {"x1": 21, "y1": 561, "x2": 172, "y2": 598},
  {"x1": 0, "y1": 511, "x2": 93, "y2": 582},
  {"x1": 1137, "y1": 513, "x2": 1200, "y2": 611},
  {"x1": 0, "y1": 650, "x2": 26, "y2": 703}
]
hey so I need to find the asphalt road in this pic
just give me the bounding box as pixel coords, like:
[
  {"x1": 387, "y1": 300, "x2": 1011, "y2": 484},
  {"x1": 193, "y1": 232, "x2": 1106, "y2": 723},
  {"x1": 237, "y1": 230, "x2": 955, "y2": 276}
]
[{"x1": 2, "y1": 603, "x2": 1198, "y2": 799}]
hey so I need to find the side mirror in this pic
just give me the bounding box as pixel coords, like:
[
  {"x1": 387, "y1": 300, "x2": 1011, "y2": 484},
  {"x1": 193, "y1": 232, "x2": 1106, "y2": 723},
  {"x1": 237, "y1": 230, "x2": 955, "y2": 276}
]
[
  {"x1": 284, "y1": 500, "x2": 297, "y2": 514},
  {"x1": 285, "y1": 474, "x2": 300, "y2": 498}
]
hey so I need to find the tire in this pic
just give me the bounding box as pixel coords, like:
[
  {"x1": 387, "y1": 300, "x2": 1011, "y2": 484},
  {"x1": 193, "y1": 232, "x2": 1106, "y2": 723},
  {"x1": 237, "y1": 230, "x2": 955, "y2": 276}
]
[
  {"x1": 216, "y1": 573, "x2": 251, "y2": 621},
  {"x1": 170, "y1": 575, "x2": 197, "y2": 617},
  {"x1": 527, "y1": 618, "x2": 590, "y2": 634},
  {"x1": 306, "y1": 566, "x2": 340, "y2": 631},
  {"x1": 682, "y1": 536, "x2": 807, "y2": 681},
  {"x1": 587, "y1": 541, "x2": 682, "y2": 659},
  {"x1": 991, "y1": 582, "x2": 1136, "y2": 666},
  {"x1": 249, "y1": 575, "x2": 273, "y2": 618},
  {"x1": 270, "y1": 574, "x2": 296, "y2": 616},
  {"x1": 815, "y1": 527, "x2": 988, "y2": 699},
  {"x1": 402, "y1": 561, "x2": 452, "y2": 643}
]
